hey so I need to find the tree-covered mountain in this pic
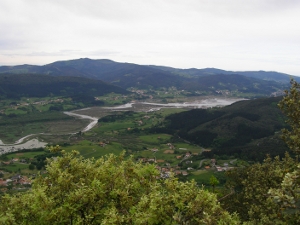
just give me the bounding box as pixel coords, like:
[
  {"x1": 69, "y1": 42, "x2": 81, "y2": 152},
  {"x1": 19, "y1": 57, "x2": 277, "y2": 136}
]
[
  {"x1": 149, "y1": 65, "x2": 299, "y2": 83},
  {"x1": 180, "y1": 74, "x2": 284, "y2": 95},
  {"x1": 156, "y1": 96, "x2": 289, "y2": 161},
  {"x1": 0, "y1": 58, "x2": 291, "y2": 96},
  {"x1": 0, "y1": 73, "x2": 128, "y2": 99},
  {"x1": 0, "y1": 59, "x2": 184, "y2": 89}
]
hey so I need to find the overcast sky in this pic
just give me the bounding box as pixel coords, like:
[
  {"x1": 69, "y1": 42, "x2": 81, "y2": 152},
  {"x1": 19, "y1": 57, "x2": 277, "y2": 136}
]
[{"x1": 0, "y1": 0, "x2": 299, "y2": 75}]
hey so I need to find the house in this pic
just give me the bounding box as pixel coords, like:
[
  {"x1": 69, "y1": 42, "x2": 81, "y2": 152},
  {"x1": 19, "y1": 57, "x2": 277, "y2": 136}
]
[
  {"x1": 156, "y1": 159, "x2": 165, "y2": 163},
  {"x1": 139, "y1": 158, "x2": 148, "y2": 163},
  {"x1": 166, "y1": 143, "x2": 175, "y2": 149},
  {"x1": 160, "y1": 172, "x2": 170, "y2": 179},
  {"x1": 205, "y1": 166, "x2": 210, "y2": 169},
  {"x1": 181, "y1": 171, "x2": 188, "y2": 176},
  {"x1": 185, "y1": 152, "x2": 191, "y2": 157},
  {"x1": 19, "y1": 176, "x2": 31, "y2": 185},
  {"x1": 215, "y1": 166, "x2": 223, "y2": 172},
  {"x1": 161, "y1": 167, "x2": 169, "y2": 172},
  {"x1": 152, "y1": 148, "x2": 158, "y2": 152},
  {"x1": 11, "y1": 174, "x2": 21, "y2": 181},
  {"x1": 176, "y1": 155, "x2": 182, "y2": 159},
  {"x1": 0, "y1": 179, "x2": 7, "y2": 186},
  {"x1": 99, "y1": 142, "x2": 106, "y2": 147},
  {"x1": 174, "y1": 170, "x2": 181, "y2": 175}
]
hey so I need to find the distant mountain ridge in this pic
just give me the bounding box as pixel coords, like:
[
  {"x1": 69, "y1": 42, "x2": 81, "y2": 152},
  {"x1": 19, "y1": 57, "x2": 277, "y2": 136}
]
[
  {"x1": 148, "y1": 66, "x2": 297, "y2": 83},
  {"x1": 0, "y1": 58, "x2": 295, "y2": 96}
]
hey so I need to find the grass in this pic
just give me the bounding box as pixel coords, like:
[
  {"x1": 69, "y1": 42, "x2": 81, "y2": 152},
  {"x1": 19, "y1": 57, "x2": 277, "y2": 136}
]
[
  {"x1": 4, "y1": 150, "x2": 46, "y2": 160},
  {"x1": 189, "y1": 170, "x2": 216, "y2": 185},
  {"x1": 96, "y1": 121, "x2": 135, "y2": 133},
  {"x1": 0, "y1": 163, "x2": 30, "y2": 173},
  {"x1": 139, "y1": 134, "x2": 171, "y2": 144}
]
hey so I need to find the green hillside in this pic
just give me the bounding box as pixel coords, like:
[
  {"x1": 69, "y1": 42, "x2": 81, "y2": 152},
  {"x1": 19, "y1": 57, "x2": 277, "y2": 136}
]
[{"x1": 158, "y1": 97, "x2": 289, "y2": 161}]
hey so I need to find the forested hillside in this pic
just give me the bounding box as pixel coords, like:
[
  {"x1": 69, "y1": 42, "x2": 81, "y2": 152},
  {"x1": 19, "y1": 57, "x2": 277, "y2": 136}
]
[
  {"x1": 0, "y1": 73, "x2": 128, "y2": 99},
  {"x1": 149, "y1": 65, "x2": 299, "y2": 83},
  {"x1": 158, "y1": 96, "x2": 289, "y2": 161}
]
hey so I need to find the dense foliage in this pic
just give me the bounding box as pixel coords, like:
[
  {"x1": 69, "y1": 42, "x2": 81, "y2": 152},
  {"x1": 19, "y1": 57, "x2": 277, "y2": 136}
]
[
  {"x1": 223, "y1": 153, "x2": 298, "y2": 224},
  {"x1": 0, "y1": 148, "x2": 239, "y2": 224},
  {"x1": 278, "y1": 79, "x2": 300, "y2": 154}
]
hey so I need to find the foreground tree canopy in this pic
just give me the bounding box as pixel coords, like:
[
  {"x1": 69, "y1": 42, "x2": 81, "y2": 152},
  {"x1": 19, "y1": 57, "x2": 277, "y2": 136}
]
[{"x1": 0, "y1": 147, "x2": 239, "y2": 224}]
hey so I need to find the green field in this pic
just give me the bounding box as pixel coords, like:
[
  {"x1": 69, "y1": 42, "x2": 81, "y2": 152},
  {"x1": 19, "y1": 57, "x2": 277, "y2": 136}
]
[
  {"x1": 189, "y1": 169, "x2": 227, "y2": 187},
  {"x1": 63, "y1": 140, "x2": 124, "y2": 159},
  {"x1": 4, "y1": 150, "x2": 46, "y2": 160}
]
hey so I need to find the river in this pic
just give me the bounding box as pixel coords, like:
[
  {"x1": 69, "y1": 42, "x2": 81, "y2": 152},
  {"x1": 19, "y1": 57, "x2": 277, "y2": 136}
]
[{"x1": 0, "y1": 97, "x2": 245, "y2": 154}]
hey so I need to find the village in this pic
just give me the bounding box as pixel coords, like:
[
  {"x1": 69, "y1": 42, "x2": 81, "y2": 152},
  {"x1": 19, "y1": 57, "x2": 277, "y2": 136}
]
[
  {"x1": 0, "y1": 140, "x2": 236, "y2": 194},
  {"x1": 0, "y1": 98, "x2": 65, "y2": 114},
  {"x1": 137, "y1": 145, "x2": 234, "y2": 179}
]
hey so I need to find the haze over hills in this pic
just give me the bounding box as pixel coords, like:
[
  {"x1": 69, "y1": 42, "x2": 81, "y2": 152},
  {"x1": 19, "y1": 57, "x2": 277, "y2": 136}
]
[{"x1": 0, "y1": 58, "x2": 295, "y2": 96}]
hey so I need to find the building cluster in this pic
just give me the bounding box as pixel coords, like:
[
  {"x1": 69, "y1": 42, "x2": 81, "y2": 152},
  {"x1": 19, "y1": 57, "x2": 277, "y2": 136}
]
[
  {"x1": 0, "y1": 173, "x2": 32, "y2": 192},
  {"x1": 0, "y1": 98, "x2": 64, "y2": 114}
]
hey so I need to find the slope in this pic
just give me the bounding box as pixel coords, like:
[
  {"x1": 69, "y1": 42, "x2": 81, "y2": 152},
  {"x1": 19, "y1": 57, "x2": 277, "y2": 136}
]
[{"x1": 161, "y1": 97, "x2": 289, "y2": 161}]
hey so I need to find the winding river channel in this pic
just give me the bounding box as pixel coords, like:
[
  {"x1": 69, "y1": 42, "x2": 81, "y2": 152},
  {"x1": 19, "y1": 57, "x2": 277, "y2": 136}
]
[{"x1": 0, "y1": 98, "x2": 245, "y2": 155}]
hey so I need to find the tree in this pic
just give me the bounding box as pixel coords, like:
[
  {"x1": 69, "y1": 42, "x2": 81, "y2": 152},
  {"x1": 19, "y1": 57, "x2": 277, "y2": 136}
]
[
  {"x1": 223, "y1": 153, "x2": 296, "y2": 224},
  {"x1": 28, "y1": 164, "x2": 35, "y2": 170},
  {"x1": 266, "y1": 79, "x2": 300, "y2": 223},
  {"x1": 0, "y1": 147, "x2": 239, "y2": 224},
  {"x1": 278, "y1": 79, "x2": 300, "y2": 155},
  {"x1": 209, "y1": 175, "x2": 219, "y2": 193}
]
